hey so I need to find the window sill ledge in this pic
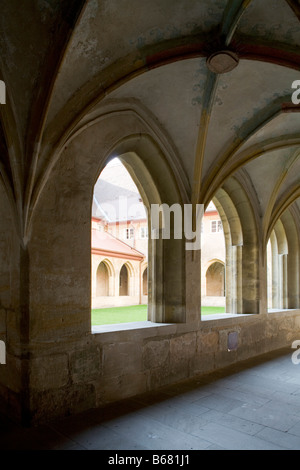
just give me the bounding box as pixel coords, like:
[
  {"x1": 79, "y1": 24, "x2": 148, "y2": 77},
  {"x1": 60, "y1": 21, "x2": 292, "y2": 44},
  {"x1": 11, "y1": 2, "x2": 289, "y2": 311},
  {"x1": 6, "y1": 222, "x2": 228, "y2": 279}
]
[
  {"x1": 201, "y1": 313, "x2": 254, "y2": 321},
  {"x1": 92, "y1": 320, "x2": 173, "y2": 334}
]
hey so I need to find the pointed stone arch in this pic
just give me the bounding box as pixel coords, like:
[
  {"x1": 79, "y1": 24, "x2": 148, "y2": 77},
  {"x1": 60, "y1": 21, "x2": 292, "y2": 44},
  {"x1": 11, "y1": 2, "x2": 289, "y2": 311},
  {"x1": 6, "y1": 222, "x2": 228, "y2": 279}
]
[
  {"x1": 119, "y1": 263, "x2": 129, "y2": 296},
  {"x1": 142, "y1": 266, "x2": 148, "y2": 296},
  {"x1": 205, "y1": 260, "x2": 225, "y2": 297},
  {"x1": 96, "y1": 259, "x2": 115, "y2": 297},
  {"x1": 267, "y1": 201, "x2": 300, "y2": 310},
  {"x1": 96, "y1": 261, "x2": 109, "y2": 296},
  {"x1": 53, "y1": 106, "x2": 189, "y2": 324},
  {"x1": 209, "y1": 175, "x2": 260, "y2": 314}
]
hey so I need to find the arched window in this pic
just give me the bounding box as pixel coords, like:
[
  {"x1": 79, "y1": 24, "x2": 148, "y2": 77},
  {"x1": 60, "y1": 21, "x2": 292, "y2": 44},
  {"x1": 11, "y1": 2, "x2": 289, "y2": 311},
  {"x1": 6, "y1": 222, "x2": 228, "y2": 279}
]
[
  {"x1": 91, "y1": 132, "x2": 187, "y2": 328},
  {"x1": 206, "y1": 261, "x2": 225, "y2": 297},
  {"x1": 96, "y1": 261, "x2": 109, "y2": 296},
  {"x1": 201, "y1": 201, "x2": 226, "y2": 310},
  {"x1": 119, "y1": 264, "x2": 129, "y2": 296},
  {"x1": 143, "y1": 267, "x2": 148, "y2": 296},
  {"x1": 202, "y1": 176, "x2": 259, "y2": 316},
  {"x1": 91, "y1": 158, "x2": 149, "y2": 322},
  {"x1": 267, "y1": 203, "x2": 300, "y2": 312}
]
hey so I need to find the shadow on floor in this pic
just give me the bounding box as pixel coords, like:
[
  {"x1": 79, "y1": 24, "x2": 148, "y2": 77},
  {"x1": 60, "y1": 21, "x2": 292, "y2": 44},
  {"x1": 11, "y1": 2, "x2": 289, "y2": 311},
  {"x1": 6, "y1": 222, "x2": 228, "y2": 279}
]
[{"x1": 1, "y1": 347, "x2": 300, "y2": 451}]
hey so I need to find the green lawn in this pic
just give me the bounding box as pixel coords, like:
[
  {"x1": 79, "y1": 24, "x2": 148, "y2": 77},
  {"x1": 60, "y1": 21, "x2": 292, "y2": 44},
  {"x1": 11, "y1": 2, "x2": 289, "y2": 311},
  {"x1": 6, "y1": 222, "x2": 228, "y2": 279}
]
[
  {"x1": 201, "y1": 306, "x2": 226, "y2": 316},
  {"x1": 92, "y1": 305, "x2": 148, "y2": 325},
  {"x1": 91, "y1": 305, "x2": 225, "y2": 325}
]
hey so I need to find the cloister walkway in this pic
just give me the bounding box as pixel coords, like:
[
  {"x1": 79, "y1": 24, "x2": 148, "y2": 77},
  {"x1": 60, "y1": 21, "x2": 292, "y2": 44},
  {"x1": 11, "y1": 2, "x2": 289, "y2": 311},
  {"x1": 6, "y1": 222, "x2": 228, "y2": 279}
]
[{"x1": 1, "y1": 347, "x2": 300, "y2": 450}]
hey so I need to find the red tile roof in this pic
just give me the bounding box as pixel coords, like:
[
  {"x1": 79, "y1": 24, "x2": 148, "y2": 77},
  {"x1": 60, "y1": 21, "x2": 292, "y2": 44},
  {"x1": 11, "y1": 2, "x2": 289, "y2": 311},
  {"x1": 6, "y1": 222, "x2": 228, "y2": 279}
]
[{"x1": 91, "y1": 229, "x2": 144, "y2": 261}]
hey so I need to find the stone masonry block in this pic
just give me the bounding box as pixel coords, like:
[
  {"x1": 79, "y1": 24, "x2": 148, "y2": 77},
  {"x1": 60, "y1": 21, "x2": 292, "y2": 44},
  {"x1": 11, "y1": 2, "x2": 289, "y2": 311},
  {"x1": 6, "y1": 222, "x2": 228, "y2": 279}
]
[
  {"x1": 103, "y1": 341, "x2": 142, "y2": 378},
  {"x1": 169, "y1": 332, "x2": 196, "y2": 380},
  {"x1": 143, "y1": 339, "x2": 169, "y2": 370},
  {"x1": 31, "y1": 354, "x2": 69, "y2": 391},
  {"x1": 70, "y1": 345, "x2": 101, "y2": 383},
  {"x1": 197, "y1": 330, "x2": 219, "y2": 353}
]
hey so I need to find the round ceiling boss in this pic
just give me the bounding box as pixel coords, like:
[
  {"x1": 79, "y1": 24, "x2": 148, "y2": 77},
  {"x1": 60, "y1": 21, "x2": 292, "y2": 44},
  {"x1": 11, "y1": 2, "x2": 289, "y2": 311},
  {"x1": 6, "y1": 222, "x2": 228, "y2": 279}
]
[{"x1": 206, "y1": 50, "x2": 239, "y2": 74}]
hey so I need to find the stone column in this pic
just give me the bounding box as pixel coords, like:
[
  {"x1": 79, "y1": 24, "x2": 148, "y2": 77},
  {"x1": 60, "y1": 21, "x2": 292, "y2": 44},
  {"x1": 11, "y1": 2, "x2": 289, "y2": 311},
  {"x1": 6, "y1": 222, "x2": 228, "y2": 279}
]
[
  {"x1": 226, "y1": 244, "x2": 243, "y2": 314},
  {"x1": 231, "y1": 245, "x2": 237, "y2": 314},
  {"x1": 236, "y1": 245, "x2": 243, "y2": 313},
  {"x1": 282, "y1": 254, "x2": 288, "y2": 309},
  {"x1": 149, "y1": 228, "x2": 163, "y2": 322},
  {"x1": 108, "y1": 274, "x2": 114, "y2": 297},
  {"x1": 242, "y1": 243, "x2": 260, "y2": 314},
  {"x1": 258, "y1": 245, "x2": 268, "y2": 315},
  {"x1": 225, "y1": 244, "x2": 233, "y2": 313},
  {"x1": 271, "y1": 236, "x2": 279, "y2": 309},
  {"x1": 115, "y1": 267, "x2": 121, "y2": 298},
  {"x1": 185, "y1": 249, "x2": 201, "y2": 323},
  {"x1": 288, "y1": 250, "x2": 299, "y2": 309}
]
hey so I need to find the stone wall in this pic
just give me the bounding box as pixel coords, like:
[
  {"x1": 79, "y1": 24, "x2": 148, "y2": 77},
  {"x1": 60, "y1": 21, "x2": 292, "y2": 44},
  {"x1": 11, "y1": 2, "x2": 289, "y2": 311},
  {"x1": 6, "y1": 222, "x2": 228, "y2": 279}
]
[
  {"x1": 0, "y1": 102, "x2": 299, "y2": 427},
  {"x1": 27, "y1": 309, "x2": 300, "y2": 424}
]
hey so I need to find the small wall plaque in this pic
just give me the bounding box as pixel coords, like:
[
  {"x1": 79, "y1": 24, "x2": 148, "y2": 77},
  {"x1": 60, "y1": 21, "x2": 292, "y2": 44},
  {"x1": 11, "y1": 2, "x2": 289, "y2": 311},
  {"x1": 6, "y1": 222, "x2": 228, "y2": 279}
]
[{"x1": 228, "y1": 331, "x2": 238, "y2": 351}]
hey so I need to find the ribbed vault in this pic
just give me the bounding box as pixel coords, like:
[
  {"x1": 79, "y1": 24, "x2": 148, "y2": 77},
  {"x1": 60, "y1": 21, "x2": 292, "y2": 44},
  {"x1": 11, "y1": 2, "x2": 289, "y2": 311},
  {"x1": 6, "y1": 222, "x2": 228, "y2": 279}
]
[
  {"x1": 0, "y1": 0, "x2": 299, "y2": 247},
  {"x1": 1, "y1": 0, "x2": 300, "y2": 426}
]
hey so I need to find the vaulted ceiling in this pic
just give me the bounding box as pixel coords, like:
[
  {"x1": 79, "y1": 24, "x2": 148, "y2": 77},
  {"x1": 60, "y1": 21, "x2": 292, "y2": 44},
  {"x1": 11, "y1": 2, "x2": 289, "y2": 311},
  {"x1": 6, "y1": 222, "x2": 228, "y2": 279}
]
[{"x1": 0, "y1": 0, "x2": 300, "y2": 244}]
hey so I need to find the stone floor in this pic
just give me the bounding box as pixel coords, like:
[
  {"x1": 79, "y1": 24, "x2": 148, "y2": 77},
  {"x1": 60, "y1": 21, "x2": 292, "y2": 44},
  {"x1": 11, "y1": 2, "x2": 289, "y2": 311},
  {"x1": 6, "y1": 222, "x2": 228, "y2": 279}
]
[{"x1": 1, "y1": 347, "x2": 300, "y2": 451}]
